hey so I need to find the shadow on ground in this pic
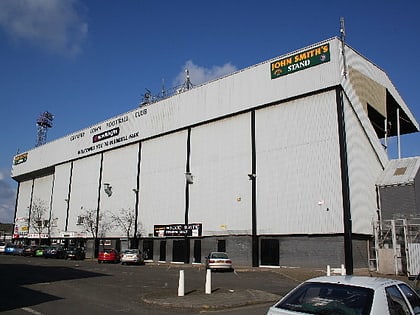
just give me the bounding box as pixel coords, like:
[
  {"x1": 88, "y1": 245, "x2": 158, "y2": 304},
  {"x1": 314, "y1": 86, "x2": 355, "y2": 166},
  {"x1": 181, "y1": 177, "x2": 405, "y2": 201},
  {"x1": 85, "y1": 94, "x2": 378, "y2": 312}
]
[{"x1": 0, "y1": 263, "x2": 107, "y2": 312}]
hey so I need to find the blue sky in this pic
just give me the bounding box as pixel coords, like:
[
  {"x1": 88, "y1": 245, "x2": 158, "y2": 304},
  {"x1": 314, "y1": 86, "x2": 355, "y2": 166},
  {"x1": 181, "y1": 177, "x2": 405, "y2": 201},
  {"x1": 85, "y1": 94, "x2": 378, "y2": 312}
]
[{"x1": 0, "y1": 0, "x2": 419, "y2": 223}]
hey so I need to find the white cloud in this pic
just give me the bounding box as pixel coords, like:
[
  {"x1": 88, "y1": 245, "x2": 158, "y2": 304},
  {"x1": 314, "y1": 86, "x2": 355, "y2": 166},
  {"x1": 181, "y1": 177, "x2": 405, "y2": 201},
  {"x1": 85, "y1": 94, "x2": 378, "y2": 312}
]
[
  {"x1": 173, "y1": 60, "x2": 237, "y2": 87},
  {"x1": 0, "y1": 0, "x2": 88, "y2": 56}
]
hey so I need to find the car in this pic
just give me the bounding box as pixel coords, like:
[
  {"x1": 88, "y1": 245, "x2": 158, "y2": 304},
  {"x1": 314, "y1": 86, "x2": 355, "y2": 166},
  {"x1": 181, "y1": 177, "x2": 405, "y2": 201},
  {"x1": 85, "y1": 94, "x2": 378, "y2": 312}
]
[
  {"x1": 44, "y1": 246, "x2": 66, "y2": 259},
  {"x1": 120, "y1": 249, "x2": 144, "y2": 265},
  {"x1": 65, "y1": 247, "x2": 86, "y2": 260},
  {"x1": 98, "y1": 248, "x2": 120, "y2": 263},
  {"x1": 12, "y1": 245, "x2": 24, "y2": 256},
  {"x1": 22, "y1": 245, "x2": 38, "y2": 256},
  {"x1": 0, "y1": 242, "x2": 6, "y2": 253},
  {"x1": 4, "y1": 244, "x2": 17, "y2": 255},
  {"x1": 205, "y1": 252, "x2": 233, "y2": 271},
  {"x1": 34, "y1": 245, "x2": 50, "y2": 257},
  {"x1": 267, "y1": 275, "x2": 420, "y2": 315}
]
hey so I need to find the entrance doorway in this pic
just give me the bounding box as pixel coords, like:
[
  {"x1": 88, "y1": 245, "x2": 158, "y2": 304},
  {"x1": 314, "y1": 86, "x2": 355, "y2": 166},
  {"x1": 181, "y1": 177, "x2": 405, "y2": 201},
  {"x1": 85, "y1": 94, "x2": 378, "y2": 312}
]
[
  {"x1": 143, "y1": 239, "x2": 154, "y2": 260},
  {"x1": 159, "y1": 240, "x2": 166, "y2": 262},
  {"x1": 193, "y1": 240, "x2": 201, "y2": 263},
  {"x1": 261, "y1": 239, "x2": 279, "y2": 266},
  {"x1": 217, "y1": 239, "x2": 226, "y2": 252},
  {"x1": 172, "y1": 239, "x2": 189, "y2": 263}
]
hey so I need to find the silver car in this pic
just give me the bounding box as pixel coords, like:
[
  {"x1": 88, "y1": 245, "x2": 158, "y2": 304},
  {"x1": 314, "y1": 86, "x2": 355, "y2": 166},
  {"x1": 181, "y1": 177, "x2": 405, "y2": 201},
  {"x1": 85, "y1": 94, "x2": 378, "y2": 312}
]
[
  {"x1": 120, "y1": 249, "x2": 144, "y2": 265},
  {"x1": 205, "y1": 252, "x2": 233, "y2": 271},
  {"x1": 267, "y1": 275, "x2": 420, "y2": 315}
]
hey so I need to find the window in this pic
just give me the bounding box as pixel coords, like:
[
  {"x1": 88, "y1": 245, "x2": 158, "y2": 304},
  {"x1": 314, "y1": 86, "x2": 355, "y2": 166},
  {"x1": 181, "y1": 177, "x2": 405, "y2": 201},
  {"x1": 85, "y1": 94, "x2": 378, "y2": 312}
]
[
  {"x1": 394, "y1": 167, "x2": 407, "y2": 176},
  {"x1": 398, "y1": 284, "x2": 420, "y2": 314},
  {"x1": 386, "y1": 285, "x2": 411, "y2": 315},
  {"x1": 277, "y1": 282, "x2": 374, "y2": 315}
]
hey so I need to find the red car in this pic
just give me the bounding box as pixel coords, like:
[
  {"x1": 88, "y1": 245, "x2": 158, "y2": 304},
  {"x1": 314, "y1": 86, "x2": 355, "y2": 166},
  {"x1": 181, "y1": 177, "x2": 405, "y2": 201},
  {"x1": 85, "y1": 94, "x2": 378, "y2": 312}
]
[{"x1": 98, "y1": 248, "x2": 120, "y2": 263}]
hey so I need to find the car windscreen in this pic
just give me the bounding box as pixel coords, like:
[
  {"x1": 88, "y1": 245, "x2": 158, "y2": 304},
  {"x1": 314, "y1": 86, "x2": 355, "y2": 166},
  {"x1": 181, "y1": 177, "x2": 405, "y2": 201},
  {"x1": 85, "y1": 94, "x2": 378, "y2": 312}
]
[
  {"x1": 276, "y1": 282, "x2": 374, "y2": 315},
  {"x1": 123, "y1": 249, "x2": 137, "y2": 254},
  {"x1": 211, "y1": 253, "x2": 228, "y2": 259}
]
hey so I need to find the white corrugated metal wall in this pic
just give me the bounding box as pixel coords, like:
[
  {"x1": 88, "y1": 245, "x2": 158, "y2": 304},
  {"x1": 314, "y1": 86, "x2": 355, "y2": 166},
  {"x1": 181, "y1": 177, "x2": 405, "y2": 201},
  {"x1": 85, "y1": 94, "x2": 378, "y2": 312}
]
[
  {"x1": 100, "y1": 143, "x2": 139, "y2": 237},
  {"x1": 28, "y1": 175, "x2": 54, "y2": 235},
  {"x1": 66, "y1": 155, "x2": 101, "y2": 235},
  {"x1": 189, "y1": 113, "x2": 252, "y2": 235},
  {"x1": 50, "y1": 163, "x2": 72, "y2": 237},
  {"x1": 14, "y1": 180, "x2": 33, "y2": 236},
  {"x1": 343, "y1": 93, "x2": 383, "y2": 234},
  {"x1": 256, "y1": 90, "x2": 344, "y2": 234},
  {"x1": 138, "y1": 130, "x2": 187, "y2": 236}
]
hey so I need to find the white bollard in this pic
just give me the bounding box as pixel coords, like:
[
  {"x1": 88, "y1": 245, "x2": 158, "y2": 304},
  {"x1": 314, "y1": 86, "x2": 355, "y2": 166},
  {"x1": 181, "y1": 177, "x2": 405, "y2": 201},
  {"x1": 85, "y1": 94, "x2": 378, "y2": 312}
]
[
  {"x1": 178, "y1": 270, "x2": 184, "y2": 297},
  {"x1": 341, "y1": 264, "x2": 346, "y2": 275},
  {"x1": 327, "y1": 265, "x2": 331, "y2": 276},
  {"x1": 205, "y1": 269, "x2": 212, "y2": 294}
]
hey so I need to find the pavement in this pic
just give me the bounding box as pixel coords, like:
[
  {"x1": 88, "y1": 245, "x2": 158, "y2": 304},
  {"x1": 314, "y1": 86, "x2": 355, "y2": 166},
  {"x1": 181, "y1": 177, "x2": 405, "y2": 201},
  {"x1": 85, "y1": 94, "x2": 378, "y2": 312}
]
[
  {"x1": 140, "y1": 265, "x2": 409, "y2": 311},
  {"x1": 141, "y1": 287, "x2": 281, "y2": 311}
]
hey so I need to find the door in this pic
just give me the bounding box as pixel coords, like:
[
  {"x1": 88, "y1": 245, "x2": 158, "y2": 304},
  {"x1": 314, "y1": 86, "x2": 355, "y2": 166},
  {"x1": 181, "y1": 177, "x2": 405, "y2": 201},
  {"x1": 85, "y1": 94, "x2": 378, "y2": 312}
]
[
  {"x1": 261, "y1": 239, "x2": 279, "y2": 266},
  {"x1": 143, "y1": 239, "x2": 154, "y2": 260},
  {"x1": 217, "y1": 239, "x2": 226, "y2": 252},
  {"x1": 159, "y1": 240, "x2": 166, "y2": 262},
  {"x1": 193, "y1": 240, "x2": 201, "y2": 263},
  {"x1": 172, "y1": 239, "x2": 189, "y2": 263}
]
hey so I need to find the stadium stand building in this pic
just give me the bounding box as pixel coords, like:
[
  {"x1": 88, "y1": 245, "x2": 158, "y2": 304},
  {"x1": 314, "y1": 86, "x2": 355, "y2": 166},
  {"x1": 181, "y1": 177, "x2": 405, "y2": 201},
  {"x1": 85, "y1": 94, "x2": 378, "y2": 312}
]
[{"x1": 11, "y1": 37, "x2": 419, "y2": 270}]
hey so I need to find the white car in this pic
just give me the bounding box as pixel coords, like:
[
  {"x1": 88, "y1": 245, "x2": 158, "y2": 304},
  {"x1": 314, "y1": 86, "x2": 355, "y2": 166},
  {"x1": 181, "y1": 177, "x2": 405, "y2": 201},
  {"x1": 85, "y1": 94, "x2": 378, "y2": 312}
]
[
  {"x1": 120, "y1": 249, "x2": 144, "y2": 265},
  {"x1": 0, "y1": 242, "x2": 6, "y2": 253},
  {"x1": 205, "y1": 252, "x2": 234, "y2": 271},
  {"x1": 267, "y1": 275, "x2": 420, "y2": 315}
]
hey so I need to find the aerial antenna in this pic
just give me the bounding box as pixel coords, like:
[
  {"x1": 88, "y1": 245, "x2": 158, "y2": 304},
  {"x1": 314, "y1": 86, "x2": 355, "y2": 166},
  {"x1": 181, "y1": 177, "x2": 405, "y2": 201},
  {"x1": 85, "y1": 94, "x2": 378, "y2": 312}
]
[
  {"x1": 185, "y1": 69, "x2": 192, "y2": 90},
  {"x1": 36, "y1": 111, "x2": 54, "y2": 147},
  {"x1": 140, "y1": 88, "x2": 152, "y2": 106},
  {"x1": 161, "y1": 78, "x2": 166, "y2": 98},
  {"x1": 177, "y1": 69, "x2": 194, "y2": 94},
  {"x1": 340, "y1": 17, "x2": 347, "y2": 78}
]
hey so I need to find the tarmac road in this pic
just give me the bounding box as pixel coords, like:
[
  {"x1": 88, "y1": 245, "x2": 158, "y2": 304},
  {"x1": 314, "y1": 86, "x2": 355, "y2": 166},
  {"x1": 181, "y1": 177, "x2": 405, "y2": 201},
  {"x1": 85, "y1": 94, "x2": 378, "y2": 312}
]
[{"x1": 0, "y1": 254, "x2": 302, "y2": 315}]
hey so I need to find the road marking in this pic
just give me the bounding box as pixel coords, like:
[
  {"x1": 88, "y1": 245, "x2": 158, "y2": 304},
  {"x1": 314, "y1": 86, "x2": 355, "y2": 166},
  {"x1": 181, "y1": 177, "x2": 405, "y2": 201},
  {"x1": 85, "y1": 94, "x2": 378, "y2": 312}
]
[{"x1": 21, "y1": 307, "x2": 43, "y2": 315}]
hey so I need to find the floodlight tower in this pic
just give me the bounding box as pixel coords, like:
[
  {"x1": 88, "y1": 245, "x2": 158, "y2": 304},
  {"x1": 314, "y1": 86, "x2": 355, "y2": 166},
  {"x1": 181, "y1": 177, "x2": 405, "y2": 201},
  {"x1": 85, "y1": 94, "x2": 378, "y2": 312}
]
[{"x1": 36, "y1": 111, "x2": 54, "y2": 147}]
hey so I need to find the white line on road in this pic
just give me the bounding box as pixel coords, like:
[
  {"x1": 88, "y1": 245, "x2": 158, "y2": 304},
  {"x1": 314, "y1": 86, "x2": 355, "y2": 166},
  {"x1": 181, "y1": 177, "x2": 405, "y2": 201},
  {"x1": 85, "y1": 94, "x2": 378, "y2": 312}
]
[{"x1": 21, "y1": 307, "x2": 43, "y2": 315}]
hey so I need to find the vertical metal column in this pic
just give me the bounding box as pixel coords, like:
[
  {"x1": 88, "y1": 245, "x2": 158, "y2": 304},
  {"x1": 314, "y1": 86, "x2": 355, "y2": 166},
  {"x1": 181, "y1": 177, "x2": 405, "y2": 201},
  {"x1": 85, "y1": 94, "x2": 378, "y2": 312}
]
[
  {"x1": 336, "y1": 87, "x2": 353, "y2": 275},
  {"x1": 391, "y1": 220, "x2": 398, "y2": 275},
  {"x1": 251, "y1": 111, "x2": 259, "y2": 267},
  {"x1": 184, "y1": 128, "x2": 192, "y2": 263},
  {"x1": 133, "y1": 142, "x2": 142, "y2": 248}
]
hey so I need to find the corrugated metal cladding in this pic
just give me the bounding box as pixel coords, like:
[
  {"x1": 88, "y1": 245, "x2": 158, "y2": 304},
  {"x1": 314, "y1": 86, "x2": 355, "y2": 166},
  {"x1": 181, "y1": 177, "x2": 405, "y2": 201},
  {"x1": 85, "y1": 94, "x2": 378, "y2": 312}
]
[
  {"x1": 377, "y1": 157, "x2": 420, "y2": 220},
  {"x1": 256, "y1": 90, "x2": 344, "y2": 234},
  {"x1": 377, "y1": 157, "x2": 420, "y2": 187},
  {"x1": 11, "y1": 37, "x2": 420, "y2": 268},
  {"x1": 66, "y1": 154, "x2": 101, "y2": 234},
  {"x1": 189, "y1": 113, "x2": 252, "y2": 235},
  {"x1": 139, "y1": 130, "x2": 187, "y2": 234},
  {"x1": 11, "y1": 38, "x2": 341, "y2": 179},
  {"x1": 50, "y1": 163, "x2": 72, "y2": 237},
  {"x1": 343, "y1": 92, "x2": 384, "y2": 235}
]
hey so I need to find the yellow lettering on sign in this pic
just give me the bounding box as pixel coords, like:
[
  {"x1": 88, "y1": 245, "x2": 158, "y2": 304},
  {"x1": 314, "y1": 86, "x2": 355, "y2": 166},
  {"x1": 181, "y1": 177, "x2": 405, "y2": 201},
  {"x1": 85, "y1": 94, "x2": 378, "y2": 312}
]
[
  {"x1": 293, "y1": 45, "x2": 329, "y2": 63},
  {"x1": 271, "y1": 57, "x2": 292, "y2": 71}
]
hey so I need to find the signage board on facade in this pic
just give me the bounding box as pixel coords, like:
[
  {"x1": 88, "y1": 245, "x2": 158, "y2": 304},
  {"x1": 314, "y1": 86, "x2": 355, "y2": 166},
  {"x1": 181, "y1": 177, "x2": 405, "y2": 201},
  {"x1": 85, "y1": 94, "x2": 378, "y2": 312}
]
[
  {"x1": 154, "y1": 223, "x2": 202, "y2": 237},
  {"x1": 13, "y1": 153, "x2": 28, "y2": 165},
  {"x1": 270, "y1": 43, "x2": 330, "y2": 79}
]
